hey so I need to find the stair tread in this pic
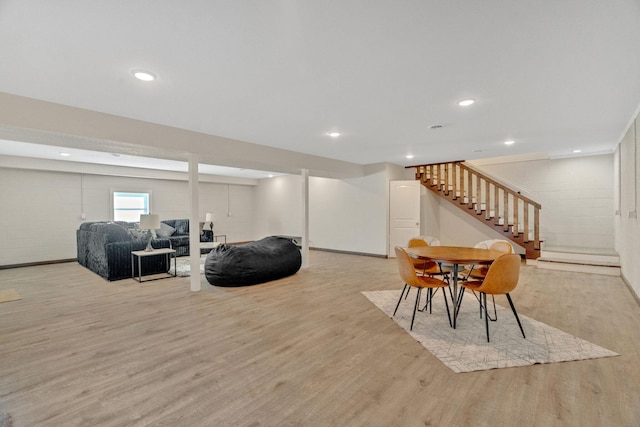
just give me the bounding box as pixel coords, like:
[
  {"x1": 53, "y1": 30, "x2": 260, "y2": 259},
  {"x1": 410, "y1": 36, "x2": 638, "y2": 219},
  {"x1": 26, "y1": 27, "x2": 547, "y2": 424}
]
[
  {"x1": 542, "y1": 245, "x2": 618, "y2": 257},
  {"x1": 537, "y1": 257, "x2": 620, "y2": 267}
]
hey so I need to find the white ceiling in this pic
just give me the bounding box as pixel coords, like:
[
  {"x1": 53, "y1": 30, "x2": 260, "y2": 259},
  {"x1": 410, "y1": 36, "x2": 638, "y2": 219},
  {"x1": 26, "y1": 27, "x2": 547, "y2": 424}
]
[{"x1": 1, "y1": 1, "x2": 639, "y2": 176}]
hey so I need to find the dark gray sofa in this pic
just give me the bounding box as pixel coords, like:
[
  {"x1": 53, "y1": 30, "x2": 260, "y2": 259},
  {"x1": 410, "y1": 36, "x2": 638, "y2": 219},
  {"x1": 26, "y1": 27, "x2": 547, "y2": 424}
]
[
  {"x1": 157, "y1": 219, "x2": 213, "y2": 257},
  {"x1": 77, "y1": 219, "x2": 214, "y2": 281},
  {"x1": 77, "y1": 221, "x2": 171, "y2": 281}
]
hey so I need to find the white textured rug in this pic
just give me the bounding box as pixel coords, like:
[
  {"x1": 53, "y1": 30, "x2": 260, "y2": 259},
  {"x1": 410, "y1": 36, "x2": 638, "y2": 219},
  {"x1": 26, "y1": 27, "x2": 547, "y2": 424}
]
[
  {"x1": 363, "y1": 290, "x2": 618, "y2": 373},
  {"x1": 170, "y1": 255, "x2": 206, "y2": 277}
]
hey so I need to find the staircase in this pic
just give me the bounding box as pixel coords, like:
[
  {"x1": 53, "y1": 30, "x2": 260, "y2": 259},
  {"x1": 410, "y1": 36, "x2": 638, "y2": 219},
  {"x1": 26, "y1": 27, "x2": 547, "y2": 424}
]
[{"x1": 411, "y1": 161, "x2": 542, "y2": 260}]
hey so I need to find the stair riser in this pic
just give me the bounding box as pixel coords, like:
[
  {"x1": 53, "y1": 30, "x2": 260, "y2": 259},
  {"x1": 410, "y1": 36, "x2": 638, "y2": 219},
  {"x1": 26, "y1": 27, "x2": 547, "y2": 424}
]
[
  {"x1": 536, "y1": 261, "x2": 620, "y2": 276},
  {"x1": 540, "y1": 252, "x2": 620, "y2": 264}
]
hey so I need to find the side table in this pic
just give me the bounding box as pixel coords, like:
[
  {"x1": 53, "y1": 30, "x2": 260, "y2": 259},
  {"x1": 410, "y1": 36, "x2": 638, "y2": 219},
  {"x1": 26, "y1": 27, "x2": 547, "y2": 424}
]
[
  {"x1": 200, "y1": 241, "x2": 222, "y2": 254},
  {"x1": 131, "y1": 248, "x2": 177, "y2": 282},
  {"x1": 213, "y1": 234, "x2": 227, "y2": 244}
]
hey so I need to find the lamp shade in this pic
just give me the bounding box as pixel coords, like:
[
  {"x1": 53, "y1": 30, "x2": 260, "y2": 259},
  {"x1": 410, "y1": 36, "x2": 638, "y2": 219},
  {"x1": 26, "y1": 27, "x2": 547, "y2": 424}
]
[
  {"x1": 205, "y1": 212, "x2": 214, "y2": 223},
  {"x1": 140, "y1": 214, "x2": 160, "y2": 230}
]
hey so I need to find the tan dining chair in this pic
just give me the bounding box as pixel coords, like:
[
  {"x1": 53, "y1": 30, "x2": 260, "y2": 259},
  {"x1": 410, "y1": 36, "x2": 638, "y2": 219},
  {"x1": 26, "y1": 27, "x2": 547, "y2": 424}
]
[
  {"x1": 461, "y1": 240, "x2": 513, "y2": 281},
  {"x1": 458, "y1": 240, "x2": 514, "y2": 318},
  {"x1": 393, "y1": 246, "x2": 451, "y2": 331},
  {"x1": 407, "y1": 238, "x2": 450, "y2": 278},
  {"x1": 458, "y1": 253, "x2": 526, "y2": 342}
]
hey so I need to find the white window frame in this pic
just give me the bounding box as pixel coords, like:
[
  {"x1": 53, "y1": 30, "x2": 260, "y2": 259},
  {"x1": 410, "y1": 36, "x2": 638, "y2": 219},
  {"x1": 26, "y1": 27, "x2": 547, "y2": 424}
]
[{"x1": 110, "y1": 190, "x2": 152, "y2": 222}]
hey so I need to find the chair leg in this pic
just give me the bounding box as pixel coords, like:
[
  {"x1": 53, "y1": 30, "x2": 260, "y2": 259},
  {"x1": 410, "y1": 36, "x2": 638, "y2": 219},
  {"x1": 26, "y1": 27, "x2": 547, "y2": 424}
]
[
  {"x1": 393, "y1": 284, "x2": 408, "y2": 316},
  {"x1": 486, "y1": 295, "x2": 497, "y2": 321},
  {"x1": 483, "y1": 293, "x2": 490, "y2": 342},
  {"x1": 419, "y1": 287, "x2": 436, "y2": 312},
  {"x1": 506, "y1": 293, "x2": 526, "y2": 339},
  {"x1": 455, "y1": 287, "x2": 465, "y2": 322},
  {"x1": 410, "y1": 288, "x2": 422, "y2": 331},
  {"x1": 442, "y1": 287, "x2": 452, "y2": 327}
]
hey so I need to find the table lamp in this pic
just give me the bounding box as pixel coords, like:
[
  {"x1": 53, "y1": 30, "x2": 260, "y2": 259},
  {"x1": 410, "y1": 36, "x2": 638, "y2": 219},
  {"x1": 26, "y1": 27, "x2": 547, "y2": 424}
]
[
  {"x1": 205, "y1": 212, "x2": 214, "y2": 232},
  {"x1": 140, "y1": 213, "x2": 160, "y2": 252}
]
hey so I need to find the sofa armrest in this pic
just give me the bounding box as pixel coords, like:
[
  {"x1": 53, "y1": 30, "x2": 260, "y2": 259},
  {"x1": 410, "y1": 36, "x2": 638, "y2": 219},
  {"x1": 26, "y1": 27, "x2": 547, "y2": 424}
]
[
  {"x1": 105, "y1": 239, "x2": 172, "y2": 280},
  {"x1": 201, "y1": 230, "x2": 214, "y2": 242}
]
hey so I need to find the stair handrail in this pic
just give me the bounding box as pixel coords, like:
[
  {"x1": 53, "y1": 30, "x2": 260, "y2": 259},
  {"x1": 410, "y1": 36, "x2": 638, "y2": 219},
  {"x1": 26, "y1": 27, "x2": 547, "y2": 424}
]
[{"x1": 458, "y1": 162, "x2": 541, "y2": 209}]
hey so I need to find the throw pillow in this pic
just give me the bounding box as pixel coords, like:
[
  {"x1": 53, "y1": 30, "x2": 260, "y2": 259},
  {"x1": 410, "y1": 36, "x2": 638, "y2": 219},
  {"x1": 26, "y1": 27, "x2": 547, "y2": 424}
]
[
  {"x1": 128, "y1": 228, "x2": 148, "y2": 242},
  {"x1": 156, "y1": 222, "x2": 176, "y2": 238}
]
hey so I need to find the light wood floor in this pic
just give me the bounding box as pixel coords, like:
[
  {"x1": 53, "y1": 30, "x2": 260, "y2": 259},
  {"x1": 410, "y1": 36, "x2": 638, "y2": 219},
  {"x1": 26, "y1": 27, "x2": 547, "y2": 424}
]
[{"x1": 1, "y1": 251, "x2": 639, "y2": 427}]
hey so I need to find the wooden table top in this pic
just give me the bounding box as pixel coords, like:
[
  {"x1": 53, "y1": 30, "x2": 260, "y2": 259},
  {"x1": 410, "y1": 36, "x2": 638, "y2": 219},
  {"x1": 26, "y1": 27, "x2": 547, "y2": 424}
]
[{"x1": 406, "y1": 246, "x2": 505, "y2": 265}]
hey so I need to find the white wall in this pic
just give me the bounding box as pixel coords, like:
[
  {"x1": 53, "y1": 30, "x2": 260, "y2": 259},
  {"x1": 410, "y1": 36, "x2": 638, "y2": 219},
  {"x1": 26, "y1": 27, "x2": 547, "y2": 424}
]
[
  {"x1": 2, "y1": 160, "x2": 411, "y2": 266},
  {"x1": 418, "y1": 155, "x2": 615, "y2": 255},
  {"x1": 0, "y1": 168, "x2": 256, "y2": 266},
  {"x1": 255, "y1": 163, "x2": 412, "y2": 256},
  {"x1": 614, "y1": 114, "x2": 640, "y2": 297},
  {"x1": 309, "y1": 169, "x2": 387, "y2": 255},
  {"x1": 425, "y1": 190, "x2": 526, "y2": 253},
  {"x1": 82, "y1": 174, "x2": 257, "y2": 243},
  {"x1": 254, "y1": 174, "x2": 303, "y2": 239},
  {"x1": 471, "y1": 155, "x2": 615, "y2": 250},
  {"x1": 0, "y1": 168, "x2": 82, "y2": 265}
]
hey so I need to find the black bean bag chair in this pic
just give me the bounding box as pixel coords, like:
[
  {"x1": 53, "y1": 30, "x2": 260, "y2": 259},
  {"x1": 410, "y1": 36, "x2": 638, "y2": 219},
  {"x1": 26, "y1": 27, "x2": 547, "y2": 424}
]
[{"x1": 204, "y1": 236, "x2": 302, "y2": 287}]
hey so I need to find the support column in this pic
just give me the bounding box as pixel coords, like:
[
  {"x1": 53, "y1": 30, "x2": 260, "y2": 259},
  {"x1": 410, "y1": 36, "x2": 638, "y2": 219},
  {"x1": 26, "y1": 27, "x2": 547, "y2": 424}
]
[
  {"x1": 188, "y1": 153, "x2": 201, "y2": 292},
  {"x1": 301, "y1": 168, "x2": 309, "y2": 268}
]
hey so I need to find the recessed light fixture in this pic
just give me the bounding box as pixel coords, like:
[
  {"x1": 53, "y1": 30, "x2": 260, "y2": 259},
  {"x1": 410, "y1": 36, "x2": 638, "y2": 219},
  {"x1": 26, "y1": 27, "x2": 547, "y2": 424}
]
[
  {"x1": 132, "y1": 70, "x2": 157, "y2": 82},
  {"x1": 504, "y1": 140, "x2": 515, "y2": 145},
  {"x1": 458, "y1": 98, "x2": 476, "y2": 107},
  {"x1": 406, "y1": 154, "x2": 414, "y2": 159},
  {"x1": 573, "y1": 149, "x2": 582, "y2": 153},
  {"x1": 327, "y1": 132, "x2": 341, "y2": 138},
  {"x1": 59, "y1": 152, "x2": 71, "y2": 157}
]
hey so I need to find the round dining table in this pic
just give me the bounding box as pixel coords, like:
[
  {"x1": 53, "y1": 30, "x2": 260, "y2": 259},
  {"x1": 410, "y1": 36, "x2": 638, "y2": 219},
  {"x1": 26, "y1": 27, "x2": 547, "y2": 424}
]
[{"x1": 405, "y1": 246, "x2": 506, "y2": 328}]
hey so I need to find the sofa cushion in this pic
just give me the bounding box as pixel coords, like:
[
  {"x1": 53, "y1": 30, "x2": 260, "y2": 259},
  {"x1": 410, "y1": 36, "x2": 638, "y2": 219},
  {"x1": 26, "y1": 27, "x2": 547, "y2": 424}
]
[
  {"x1": 169, "y1": 235, "x2": 189, "y2": 247},
  {"x1": 156, "y1": 222, "x2": 176, "y2": 238},
  {"x1": 96, "y1": 223, "x2": 132, "y2": 243},
  {"x1": 173, "y1": 219, "x2": 189, "y2": 235}
]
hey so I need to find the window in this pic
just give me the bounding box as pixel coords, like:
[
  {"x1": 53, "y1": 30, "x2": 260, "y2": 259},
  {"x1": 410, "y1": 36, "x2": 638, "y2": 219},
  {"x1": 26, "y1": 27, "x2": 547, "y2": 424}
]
[{"x1": 112, "y1": 192, "x2": 150, "y2": 222}]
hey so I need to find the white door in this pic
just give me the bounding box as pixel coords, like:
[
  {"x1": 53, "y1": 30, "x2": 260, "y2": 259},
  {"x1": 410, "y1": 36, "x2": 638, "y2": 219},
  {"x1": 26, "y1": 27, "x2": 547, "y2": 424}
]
[{"x1": 389, "y1": 180, "x2": 420, "y2": 257}]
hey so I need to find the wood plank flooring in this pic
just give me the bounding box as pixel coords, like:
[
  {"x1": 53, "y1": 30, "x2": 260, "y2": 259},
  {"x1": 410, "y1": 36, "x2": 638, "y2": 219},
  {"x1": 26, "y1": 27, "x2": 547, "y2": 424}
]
[{"x1": 0, "y1": 251, "x2": 639, "y2": 427}]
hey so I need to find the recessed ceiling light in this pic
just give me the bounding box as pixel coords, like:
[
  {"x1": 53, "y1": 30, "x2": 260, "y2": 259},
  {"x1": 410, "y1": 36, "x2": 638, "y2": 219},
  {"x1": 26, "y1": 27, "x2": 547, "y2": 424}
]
[
  {"x1": 406, "y1": 154, "x2": 414, "y2": 159},
  {"x1": 327, "y1": 132, "x2": 341, "y2": 138},
  {"x1": 458, "y1": 98, "x2": 476, "y2": 107},
  {"x1": 59, "y1": 152, "x2": 71, "y2": 157},
  {"x1": 504, "y1": 140, "x2": 515, "y2": 145},
  {"x1": 573, "y1": 149, "x2": 582, "y2": 153},
  {"x1": 132, "y1": 70, "x2": 157, "y2": 81}
]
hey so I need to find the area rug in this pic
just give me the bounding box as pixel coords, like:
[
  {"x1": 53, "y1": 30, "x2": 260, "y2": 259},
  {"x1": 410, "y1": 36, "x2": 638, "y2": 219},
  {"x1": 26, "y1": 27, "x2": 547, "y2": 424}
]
[
  {"x1": 0, "y1": 289, "x2": 21, "y2": 304},
  {"x1": 362, "y1": 290, "x2": 618, "y2": 373},
  {"x1": 170, "y1": 255, "x2": 206, "y2": 277}
]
